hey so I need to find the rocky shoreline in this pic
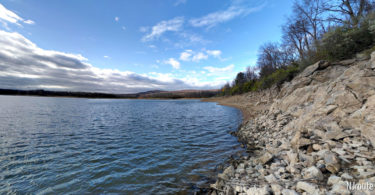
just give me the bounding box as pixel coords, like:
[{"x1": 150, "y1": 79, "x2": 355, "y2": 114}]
[{"x1": 206, "y1": 52, "x2": 375, "y2": 195}]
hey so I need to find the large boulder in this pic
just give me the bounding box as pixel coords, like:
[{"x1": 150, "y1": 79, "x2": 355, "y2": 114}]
[{"x1": 299, "y1": 61, "x2": 329, "y2": 78}]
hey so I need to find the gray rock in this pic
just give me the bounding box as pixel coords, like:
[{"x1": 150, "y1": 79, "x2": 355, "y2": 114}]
[
  {"x1": 237, "y1": 168, "x2": 246, "y2": 175},
  {"x1": 246, "y1": 168, "x2": 255, "y2": 174},
  {"x1": 296, "y1": 181, "x2": 318, "y2": 194},
  {"x1": 330, "y1": 181, "x2": 350, "y2": 195},
  {"x1": 324, "y1": 151, "x2": 341, "y2": 174},
  {"x1": 322, "y1": 122, "x2": 345, "y2": 140},
  {"x1": 287, "y1": 164, "x2": 299, "y2": 174},
  {"x1": 298, "y1": 138, "x2": 311, "y2": 148},
  {"x1": 259, "y1": 168, "x2": 267, "y2": 177},
  {"x1": 341, "y1": 173, "x2": 354, "y2": 180},
  {"x1": 281, "y1": 189, "x2": 299, "y2": 195},
  {"x1": 255, "y1": 164, "x2": 263, "y2": 170},
  {"x1": 318, "y1": 61, "x2": 331, "y2": 69},
  {"x1": 210, "y1": 53, "x2": 375, "y2": 195},
  {"x1": 312, "y1": 144, "x2": 322, "y2": 151},
  {"x1": 270, "y1": 162, "x2": 282, "y2": 170},
  {"x1": 300, "y1": 61, "x2": 320, "y2": 77},
  {"x1": 260, "y1": 152, "x2": 273, "y2": 164},
  {"x1": 225, "y1": 186, "x2": 235, "y2": 195},
  {"x1": 219, "y1": 166, "x2": 235, "y2": 180},
  {"x1": 327, "y1": 175, "x2": 341, "y2": 186},
  {"x1": 235, "y1": 185, "x2": 243, "y2": 193},
  {"x1": 271, "y1": 184, "x2": 283, "y2": 195},
  {"x1": 302, "y1": 166, "x2": 324, "y2": 181},
  {"x1": 370, "y1": 51, "x2": 375, "y2": 69},
  {"x1": 265, "y1": 174, "x2": 277, "y2": 183},
  {"x1": 245, "y1": 186, "x2": 271, "y2": 195},
  {"x1": 286, "y1": 151, "x2": 298, "y2": 165},
  {"x1": 357, "y1": 168, "x2": 375, "y2": 179},
  {"x1": 298, "y1": 152, "x2": 315, "y2": 167},
  {"x1": 339, "y1": 58, "x2": 356, "y2": 66}
]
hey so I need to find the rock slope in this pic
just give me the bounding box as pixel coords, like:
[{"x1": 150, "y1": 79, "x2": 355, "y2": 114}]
[{"x1": 210, "y1": 52, "x2": 375, "y2": 195}]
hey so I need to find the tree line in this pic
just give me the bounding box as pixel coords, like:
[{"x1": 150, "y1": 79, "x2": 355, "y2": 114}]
[
  {"x1": 221, "y1": 0, "x2": 375, "y2": 96},
  {"x1": 138, "y1": 90, "x2": 219, "y2": 99},
  {"x1": 0, "y1": 88, "x2": 219, "y2": 99}
]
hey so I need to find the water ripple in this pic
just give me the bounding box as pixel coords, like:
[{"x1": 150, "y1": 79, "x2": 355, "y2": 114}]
[{"x1": 0, "y1": 96, "x2": 243, "y2": 194}]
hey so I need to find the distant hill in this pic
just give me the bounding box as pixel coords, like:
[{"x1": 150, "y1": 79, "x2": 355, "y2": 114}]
[
  {"x1": 135, "y1": 90, "x2": 165, "y2": 96},
  {"x1": 0, "y1": 88, "x2": 219, "y2": 99},
  {"x1": 137, "y1": 89, "x2": 219, "y2": 99}
]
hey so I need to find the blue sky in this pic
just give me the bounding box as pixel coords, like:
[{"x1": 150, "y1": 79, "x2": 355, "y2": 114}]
[{"x1": 0, "y1": 0, "x2": 294, "y2": 93}]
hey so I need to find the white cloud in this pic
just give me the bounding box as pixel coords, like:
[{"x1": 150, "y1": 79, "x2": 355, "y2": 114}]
[
  {"x1": 115, "y1": 17, "x2": 119, "y2": 22},
  {"x1": 147, "y1": 72, "x2": 176, "y2": 83},
  {"x1": 189, "y1": 3, "x2": 265, "y2": 28},
  {"x1": 204, "y1": 64, "x2": 235, "y2": 76},
  {"x1": 140, "y1": 18, "x2": 207, "y2": 47},
  {"x1": 180, "y1": 76, "x2": 227, "y2": 88},
  {"x1": 192, "y1": 52, "x2": 208, "y2": 62},
  {"x1": 104, "y1": 55, "x2": 110, "y2": 59},
  {"x1": 141, "y1": 17, "x2": 184, "y2": 42},
  {"x1": 206, "y1": 50, "x2": 222, "y2": 58},
  {"x1": 24, "y1": 20, "x2": 35, "y2": 25},
  {"x1": 164, "y1": 58, "x2": 180, "y2": 69},
  {"x1": 179, "y1": 49, "x2": 222, "y2": 62},
  {"x1": 0, "y1": 3, "x2": 34, "y2": 27},
  {"x1": 0, "y1": 30, "x2": 221, "y2": 93},
  {"x1": 179, "y1": 49, "x2": 193, "y2": 61}
]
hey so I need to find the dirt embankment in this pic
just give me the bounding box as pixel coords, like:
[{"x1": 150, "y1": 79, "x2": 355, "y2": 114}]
[{"x1": 203, "y1": 89, "x2": 277, "y2": 122}]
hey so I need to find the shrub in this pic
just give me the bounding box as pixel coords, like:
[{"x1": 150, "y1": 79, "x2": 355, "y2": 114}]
[
  {"x1": 229, "y1": 85, "x2": 241, "y2": 95},
  {"x1": 256, "y1": 66, "x2": 299, "y2": 90},
  {"x1": 243, "y1": 81, "x2": 255, "y2": 92},
  {"x1": 361, "y1": 45, "x2": 375, "y2": 58},
  {"x1": 218, "y1": 8, "x2": 375, "y2": 97},
  {"x1": 317, "y1": 19, "x2": 375, "y2": 61}
]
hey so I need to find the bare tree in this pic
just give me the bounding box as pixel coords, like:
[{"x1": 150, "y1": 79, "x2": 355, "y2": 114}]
[
  {"x1": 323, "y1": 0, "x2": 375, "y2": 27},
  {"x1": 282, "y1": 0, "x2": 328, "y2": 60},
  {"x1": 257, "y1": 42, "x2": 295, "y2": 78},
  {"x1": 245, "y1": 66, "x2": 257, "y2": 82},
  {"x1": 294, "y1": 0, "x2": 327, "y2": 41},
  {"x1": 282, "y1": 17, "x2": 311, "y2": 59},
  {"x1": 279, "y1": 44, "x2": 298, "y2": 66}
]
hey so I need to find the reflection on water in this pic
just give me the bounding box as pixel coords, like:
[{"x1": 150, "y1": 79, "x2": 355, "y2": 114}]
[{"x1": 0, "y1": 96, "x2": 242, "y2": 194}]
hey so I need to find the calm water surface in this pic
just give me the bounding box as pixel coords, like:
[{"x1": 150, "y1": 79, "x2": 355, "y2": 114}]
[{"x1": 0, "y1": 96, "x2": 242, "y2": 194}]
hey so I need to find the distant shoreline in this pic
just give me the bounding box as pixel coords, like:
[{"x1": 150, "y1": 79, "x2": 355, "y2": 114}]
[
  {"x1": 0, "y1": 94, "x2": 205, "y2": 100},
  {"x1": 0, "y1": 88, "x2": 219, "y2": 99}
]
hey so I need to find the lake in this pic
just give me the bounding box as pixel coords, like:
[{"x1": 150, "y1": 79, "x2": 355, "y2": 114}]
[{"x1": 0, "y1": 96, "x2": 242, "y2": 194}]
